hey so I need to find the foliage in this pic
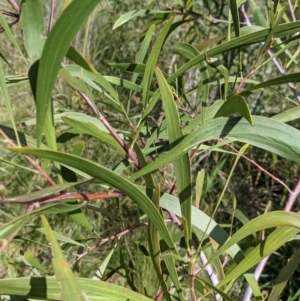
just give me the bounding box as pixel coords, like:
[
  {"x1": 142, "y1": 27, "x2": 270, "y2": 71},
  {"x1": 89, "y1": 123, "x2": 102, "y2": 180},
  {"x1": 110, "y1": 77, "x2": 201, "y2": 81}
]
[{"x1": 1, "y1": 0, "x2": 300, "y2": 300}]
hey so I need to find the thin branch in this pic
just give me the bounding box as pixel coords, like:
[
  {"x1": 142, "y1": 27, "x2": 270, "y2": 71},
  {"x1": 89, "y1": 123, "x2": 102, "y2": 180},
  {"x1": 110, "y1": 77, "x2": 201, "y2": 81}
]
[
  {"x1": 2, "y1": 191, "x2": 123, "y2": 204},
  {"x1": 219, "y1": 139, "x2": 292, "y2": 194},
  {"x1": 70, "y1": 222, "x2": 148, "y2": 266},
  {"x1": 47, "y1": 0, "x2": 55, "y2": 35},
  {"x1": 78, "y1": 91, "x2": 141, "y2": 169},
  {"x1": 6, "y1": 0, "x2": 19, "y2": 14}
]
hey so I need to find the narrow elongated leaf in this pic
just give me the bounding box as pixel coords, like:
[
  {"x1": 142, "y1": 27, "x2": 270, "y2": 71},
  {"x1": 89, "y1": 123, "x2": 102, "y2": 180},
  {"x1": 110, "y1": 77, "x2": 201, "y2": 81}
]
[
  {"x1": 36, "y1": 228, "x2": 85, "y2": 247},
  {"x1": 271, "y1": 106, "x2": 300, "y2": 123},
  {"x1": 113, "y1": 9, "x2": 171, "y2": 29},
  {"x1": 206, "y1": 211, "x2": 300, "y2": 269},
  {"x1": 148, "y1": 184, "x2": 172, "y2": 301},
  {"x1": 93, "y1": 243, "x2": 117, "y2": 280},
  {"x1": 155, "y1": 66, "x2": 192, "y2": 246},
  {"x1": 0, "y1": 14, "x2": 27, "y2": 63},
  {"x1": 205, "y1": 55, "x2": 228, "y2": 100},
  {"x1": 240, "y1": 73, "x2": 300, "y2": 95},
  {"x1": 0, "y1": 216, "x2": 32, "y2": 241},
  {"x1": 217, "y1": 226, "x2": 299, "y2": 287},
  {"x1": 139, "y1": 186, "x2": 244, "y2": 262},
  {"x1": 20, "y1": 0, "x2": 45, "y2": 62},
  {"x1": 131, "y1": 116, "x2": 300, "y2": 180},
  {"x1": 62, "y1": 116, "x2": 125, "y2": 155},
  {"x1": 170, "y1": 21, "x2": 300, "y2": 84},
  {"x1": 229, "y1": 0, "x2": 240, "y2": 38},
  {"x1": 0, "y1": 58, "x2": 20, "y2": 146},
  {"x1": 65, "y1": 65, "x2": 120, "y2": 105},
  {"x1": 143, "y1": 15, "x2": 174, "y2": 107},
  {"x1": 36, "y1": 0, "x2": 100, "y2": 147},
  {"x1": 214, "y1": 95, "x2": 253, "y2": 125},
  {"x1": 132, "y1": 24, "x2": 156, "y2": 84},
  {"x1": 41, "y1": 215, "x2": 86, "y2": 301},
  {"x1": 66, "y1": 46, "x2": 97, "y2": 73},
  {"x1": 9, "y1": 148, "x2": 176, "y2": 251},
  {"x1": 268, "y1": 250, "x2": 300, "y2": 301},
  {"x1": 59, "y1": 68, "x2": 94, "y2": 100},
  {"x1": 0, "y1": 277, "x2": 153, "y2": 301},
  {"x1": 164, "y1": 257, "x2": 185, "y2": 301},
  {"x1": 24, "y1": 251, "x2": 48, "y2": 274}
]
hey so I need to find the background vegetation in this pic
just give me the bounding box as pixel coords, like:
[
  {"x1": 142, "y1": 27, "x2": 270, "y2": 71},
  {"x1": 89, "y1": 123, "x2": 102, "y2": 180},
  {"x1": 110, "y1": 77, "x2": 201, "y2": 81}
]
[{"x1": 1, "y1": 0, "x2": 300, "y2": 300}]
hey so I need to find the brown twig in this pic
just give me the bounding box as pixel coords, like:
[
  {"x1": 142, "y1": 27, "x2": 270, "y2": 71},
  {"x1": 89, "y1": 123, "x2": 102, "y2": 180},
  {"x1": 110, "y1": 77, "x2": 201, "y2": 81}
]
[
  {"x1": 78, "y1": 91, "x2": 141, "y2": 169},
  {"x1": 0, "y1": 128, "x2": 56, "y2": 186},
  {"x1": 70, "y1": 222, "x2": 148, "y2": 266},
  {"x1": 2, "y1": 191, "x2": 123, "y2": 204}
]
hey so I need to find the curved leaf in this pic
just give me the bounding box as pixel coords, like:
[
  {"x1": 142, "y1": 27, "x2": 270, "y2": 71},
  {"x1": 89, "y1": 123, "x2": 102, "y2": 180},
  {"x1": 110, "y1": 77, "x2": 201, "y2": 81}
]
[
  {"x1": 214, "y1": 95, "x2": 253, "y2": 125},
  {"x1": 0, "y1": 277, "x2": 153, "y2": 301},
  {"x1": 113, "y1": 9, "x2": 171, "y2": 29},
  {"x1": 155, "y1": 66, "x2": 192, "y2": 246},
  {"x1": 36, "y1": 0, "x2": 100, "y2": 146},
  {"x1": 8, "y1": 148, "x2": 175, "y2": 251},
  {"x1": 131, "y1": 116, "x2": 300, "y2": 180}
]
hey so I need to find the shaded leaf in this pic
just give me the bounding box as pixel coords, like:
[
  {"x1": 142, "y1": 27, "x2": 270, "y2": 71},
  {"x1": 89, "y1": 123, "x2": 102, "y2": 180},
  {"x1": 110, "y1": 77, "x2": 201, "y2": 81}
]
[
  {"x1": 214, "y1": 95, "x2": 253, "y2": 125},
  {"x1": 113, "y1": 9, "x2": 171, "y2": 29},
  {"x1": 131, "y1": 116, "x2": 300, "y2": 180}
]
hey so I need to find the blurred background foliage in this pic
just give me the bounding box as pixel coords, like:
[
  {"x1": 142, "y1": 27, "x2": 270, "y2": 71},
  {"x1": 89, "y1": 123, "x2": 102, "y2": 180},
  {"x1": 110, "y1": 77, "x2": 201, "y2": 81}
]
[{"x1": 1, "y1": 0, "x2": 300, "y2": 299}]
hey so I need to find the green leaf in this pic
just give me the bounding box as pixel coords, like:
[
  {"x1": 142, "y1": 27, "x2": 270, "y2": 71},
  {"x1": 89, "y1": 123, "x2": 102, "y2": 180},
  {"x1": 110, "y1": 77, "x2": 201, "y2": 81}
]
[
  {"x1": 93, "y1": 243, "x2": 117, "y2": 280},
  {"x1": 36, "y1": 227, "x2": 85, "y2": 247},
  {"x1": 271, "y1": 106, "x2": 300, "y2": 123},
  {"x1": 0, "y1": 277, "x2": 154, "y2": 301},
  {"x1": 268, "y1": 250, "x2": 300, "y2": 301},
  {"x1": 155, "y1": 66, "x2": 192, "y2": 247},
  {"x1": 131, "y1": 116, "x2": 300, "y2": 180},
  {"x1": 9, "y1": 148, "x2": 176, "y2": 251},
  {"x1": 132, "y1": 24, "x2": 156, "y2": 84},
  {"x1": 41, "y1": 215, "x2": 86, "y2": 301},
  {"x1": 0, "y1": 57, "x2": 20, "y2": 146},
  {"x1": 214, "y1": 95, "x2": 253, "y2": 125},
  {"x1": 205, "y1": 55, "x2": 229, "y2": 101},
  {"x1": 143, "y1": 15, "x2": 174, "y2": 107},
  {"x1": 195, "y1": 169, "x2": 205, "y2": 209},
  {"x1": 24, "y1": 251, "x2": 48, "y2": 274},
  {"x1": 0, "y1": 216, "x2": 32, "y2": 242},
  {"x1": 217, "y1": 225, "x2": 299, "y2": 287},
  {"x1": 240, "y1": 73, "x2": 300, "y2": 95},
  {"x1": 113, "y1": 9, "x2": 171, "y2": 29},
  {"x1": 59, "y1": 68, "x2": 94, "y2": 101},
  {"x1": 170, "y1": 21, "x2": 300, "y2": 85},
  {"x1": 148, "y1": 184, "x2": 172, "y2": 301},
  {"x1": 0, "y1": 13, "x2": 27, "y2": 63},
  {"x1": 61, "y1": 115, "x2": 125, "y2": 155},
  {"x1": 65, "y1": 65, "x2": 120, "y2": 105},
  {"x1": 20, "y1": 0, "x2": 45, "y2": 62},
  {"x1": 35, "y1": 0, "x2": 101, "y2": 147},
  {"x1": 206, "y1": 211, "x2": 300, "y2": 269},
  {"x1": 66, "y1": 46, "x2": 97, "y2": 73},
  {"x1": 229, "y1": 0, "x2": 240, "y2": 38}
]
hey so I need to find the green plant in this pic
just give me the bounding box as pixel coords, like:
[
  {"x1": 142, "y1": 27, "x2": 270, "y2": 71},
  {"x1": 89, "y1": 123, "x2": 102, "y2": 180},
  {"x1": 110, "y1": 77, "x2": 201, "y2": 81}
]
[{"x1": 1, "y1": 0, "x2": 300, "y2": 300}]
